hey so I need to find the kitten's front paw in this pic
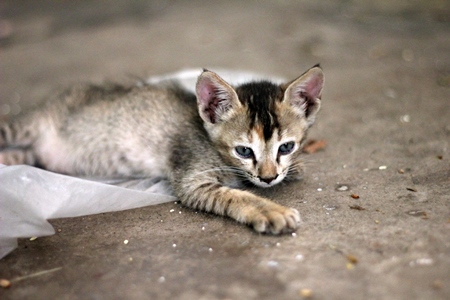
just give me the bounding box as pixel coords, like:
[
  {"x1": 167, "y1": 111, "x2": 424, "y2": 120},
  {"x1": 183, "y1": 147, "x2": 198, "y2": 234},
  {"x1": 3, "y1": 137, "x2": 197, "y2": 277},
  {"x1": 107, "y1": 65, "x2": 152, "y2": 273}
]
[{"x1": 251, "y1": 206, "x2": 301, "y2": 234}]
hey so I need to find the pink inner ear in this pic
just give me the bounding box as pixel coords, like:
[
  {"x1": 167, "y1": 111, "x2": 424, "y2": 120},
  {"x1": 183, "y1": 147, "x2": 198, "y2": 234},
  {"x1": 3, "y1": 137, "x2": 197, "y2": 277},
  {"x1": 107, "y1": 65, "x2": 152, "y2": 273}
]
[
  {"x1": 303, "y1": 74, "x2": 323, "y2": 99},
  {"x1": 198, "y1": 80, "x2": 215, "y2": 105},
  {"x1": 196, "y1": 72, "x2": 238, "y2": 124},
  {"x1": 197, "y1": 77, "x2": 222, "y2": 123}
]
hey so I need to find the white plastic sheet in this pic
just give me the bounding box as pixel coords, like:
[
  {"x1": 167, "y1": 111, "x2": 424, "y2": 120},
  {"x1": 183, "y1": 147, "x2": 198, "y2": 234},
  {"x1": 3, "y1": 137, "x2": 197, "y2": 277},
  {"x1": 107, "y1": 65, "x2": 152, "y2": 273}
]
[
  {"x1": 0, "y1": 164, "x2": 176, "y2": 258},
  {"x1": 0, "y1": 69, "x2": 283, "y2": 259}
]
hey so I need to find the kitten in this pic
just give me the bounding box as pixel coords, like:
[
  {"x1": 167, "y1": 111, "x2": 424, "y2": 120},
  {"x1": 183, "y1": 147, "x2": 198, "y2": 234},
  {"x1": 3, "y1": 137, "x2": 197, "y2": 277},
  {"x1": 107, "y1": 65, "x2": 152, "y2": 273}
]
[{"x1": 0, "y1": 65, "x2": 324, "y2": 234}]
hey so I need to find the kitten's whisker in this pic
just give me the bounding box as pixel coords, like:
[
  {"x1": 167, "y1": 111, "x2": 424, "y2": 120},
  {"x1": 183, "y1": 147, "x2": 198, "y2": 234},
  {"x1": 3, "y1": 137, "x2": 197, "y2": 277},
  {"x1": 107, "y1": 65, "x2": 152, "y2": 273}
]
[{"x1": 190, "y1": 166, "x2": 247, "y2": 178}]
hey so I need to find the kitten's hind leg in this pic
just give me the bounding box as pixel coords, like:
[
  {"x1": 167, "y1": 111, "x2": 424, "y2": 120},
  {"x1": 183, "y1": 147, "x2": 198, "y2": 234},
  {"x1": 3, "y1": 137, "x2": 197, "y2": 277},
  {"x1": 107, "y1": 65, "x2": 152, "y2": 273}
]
[{"x1": 0, "y1": 149, "x2": 37, "y2": 165}]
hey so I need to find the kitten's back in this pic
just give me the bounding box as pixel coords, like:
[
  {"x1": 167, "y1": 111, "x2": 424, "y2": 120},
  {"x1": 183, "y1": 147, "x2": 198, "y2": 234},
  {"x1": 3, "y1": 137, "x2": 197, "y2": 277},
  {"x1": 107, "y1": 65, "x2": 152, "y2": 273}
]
[{"x1": 0, "y1": 83, "x2": 199, "y2": 177}]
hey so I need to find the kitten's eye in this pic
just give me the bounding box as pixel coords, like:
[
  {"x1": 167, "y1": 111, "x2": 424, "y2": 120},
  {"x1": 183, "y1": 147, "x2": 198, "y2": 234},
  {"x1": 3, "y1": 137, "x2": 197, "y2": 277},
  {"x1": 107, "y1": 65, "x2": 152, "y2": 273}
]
[
  {"x1": 278, "y1": 142, "x2": 295, "y2": 155},
  {"x1": 235, "y1": 146, "x2": 254, "y2": 159}
]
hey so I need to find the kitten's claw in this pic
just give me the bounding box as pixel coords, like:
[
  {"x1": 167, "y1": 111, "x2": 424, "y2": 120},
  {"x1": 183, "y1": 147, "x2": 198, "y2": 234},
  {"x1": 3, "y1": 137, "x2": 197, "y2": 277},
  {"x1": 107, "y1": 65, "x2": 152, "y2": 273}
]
[{"x1": 251, "y1": 206, "x2": 301, "y2": 234}]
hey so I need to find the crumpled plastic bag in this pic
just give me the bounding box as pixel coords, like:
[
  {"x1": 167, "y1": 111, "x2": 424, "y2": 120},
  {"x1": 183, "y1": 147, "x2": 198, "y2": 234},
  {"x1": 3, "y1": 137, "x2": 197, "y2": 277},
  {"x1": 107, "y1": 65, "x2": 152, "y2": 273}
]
[
  {"x1": 0, "y1": 69, "x2": 283, "y2": 259},
  {"x1": 0, "y1": 164, "x2": 176, "y2": 259}
]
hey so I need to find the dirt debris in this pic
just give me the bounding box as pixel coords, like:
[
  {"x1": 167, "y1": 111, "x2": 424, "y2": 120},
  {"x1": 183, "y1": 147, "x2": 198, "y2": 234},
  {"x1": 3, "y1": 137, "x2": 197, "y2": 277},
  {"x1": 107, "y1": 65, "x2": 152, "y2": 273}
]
[{"x1": 303, "y1": 139, "x2": 326, "y2": 154}]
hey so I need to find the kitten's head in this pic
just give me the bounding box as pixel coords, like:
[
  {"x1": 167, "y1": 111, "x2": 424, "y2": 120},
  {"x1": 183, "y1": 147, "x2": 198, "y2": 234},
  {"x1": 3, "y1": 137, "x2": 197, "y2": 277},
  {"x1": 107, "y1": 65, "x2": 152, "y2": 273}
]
[{"x1": 196, "y1": 66, "x2": 324, "y2": 188}]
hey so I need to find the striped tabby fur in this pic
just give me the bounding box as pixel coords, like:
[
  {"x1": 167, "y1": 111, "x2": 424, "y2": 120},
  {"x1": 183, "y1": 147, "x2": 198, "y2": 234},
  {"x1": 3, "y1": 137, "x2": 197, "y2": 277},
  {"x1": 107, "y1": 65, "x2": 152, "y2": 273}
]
[{"x1": 0, "y1": 66, "x2": 324, "y2": 234}]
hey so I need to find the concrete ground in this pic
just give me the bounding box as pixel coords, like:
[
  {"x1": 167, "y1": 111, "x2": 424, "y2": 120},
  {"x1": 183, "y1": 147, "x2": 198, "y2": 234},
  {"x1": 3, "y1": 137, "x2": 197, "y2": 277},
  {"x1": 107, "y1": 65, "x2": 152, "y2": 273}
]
[{"x1": 0, "y1": 0, "x2": 449, "y2": 299}]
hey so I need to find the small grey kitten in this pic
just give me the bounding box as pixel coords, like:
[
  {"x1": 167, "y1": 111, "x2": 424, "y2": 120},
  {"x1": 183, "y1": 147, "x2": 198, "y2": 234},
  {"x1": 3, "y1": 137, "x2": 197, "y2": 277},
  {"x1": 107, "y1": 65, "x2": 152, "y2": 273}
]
[{"x1": 0, "y1": 66, "x2": 324, "y2": 234}]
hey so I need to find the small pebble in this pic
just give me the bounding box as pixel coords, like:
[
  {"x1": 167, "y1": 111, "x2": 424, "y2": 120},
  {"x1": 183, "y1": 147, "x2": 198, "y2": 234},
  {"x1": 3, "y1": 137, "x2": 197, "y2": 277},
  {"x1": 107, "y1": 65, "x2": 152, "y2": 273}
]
[
  {"x1": 400, "y1": 114, "x2": 411, "y2": 123},
  {"x1": 418, "y1": 258, "x2": 434, "y2": 265},
  {"x1": 410, "y1": 258, "x2": 433, "y2": 266},
  {"x1": 267, "y1": 260, "x2": 279, "y2": 267},
  {"x1": 432, "y1": 280, "x2": 443, "y2": 289},
  {"x1": 158, "y1": 276, "x2": 165, "y2": 283},
  {"x1": 29, "y1": 237, "x2": 37, "y2": 241},
  {"x1": 317, "y1": 188, "x2": 322, "y2": 192},
  {"x1": 299, "y1": 288, "x2": 312, "y2": 298},
  {"x1": 0, "y1": 279, "x2": 11, "y2": 289},
  {"x1": 276, "y1": 242, "x2": 281, "y2": 247},
  {"x1": 406, "y1": 210, "x2": 427, "y2": 217},
  {"x1": 295, "y1": 254, "x2": 304, "y2": 261},
  {"x1": 337, "y1": 185, "x2": 349, "y2": 191},
  {"x1": 347, "y1": 254, "x2": 358, "y2": 264},
  {"x1": 123, "y1": 239, "x2": 129, "y2": 245},
  {"x1": 169, "y1": 209, "x2": 175, "y2": 212},
  {"x1": 208, "y1": 248, "x2": 213, "y2": 252},
  {"x1": 172, "y1": 243, "x2": 177, "y2": 248},
  {"x1": 292, "y1": 232, "x2": 297, "y2": 237},
  {"x1": 323, "y1": 204, "x2": 340, "y2": 211},
  {"x1": 379, "y1": 165, "x2": 387, "y2": 170}
]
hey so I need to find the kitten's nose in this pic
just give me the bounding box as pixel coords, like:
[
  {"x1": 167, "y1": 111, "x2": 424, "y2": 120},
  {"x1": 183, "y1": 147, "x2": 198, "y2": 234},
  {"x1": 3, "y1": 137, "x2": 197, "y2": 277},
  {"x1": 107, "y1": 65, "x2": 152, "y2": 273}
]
[{"x1": 259, "y1": 175, "x2": 278, "y2": 184}]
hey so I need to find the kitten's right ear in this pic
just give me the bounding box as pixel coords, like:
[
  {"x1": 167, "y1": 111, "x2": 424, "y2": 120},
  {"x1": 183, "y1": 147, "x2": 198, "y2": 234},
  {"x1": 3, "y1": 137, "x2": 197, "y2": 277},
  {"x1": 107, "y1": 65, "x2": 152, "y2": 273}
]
[{"x1": 196, "y1": 70, "x2": 241, "y2": 124}]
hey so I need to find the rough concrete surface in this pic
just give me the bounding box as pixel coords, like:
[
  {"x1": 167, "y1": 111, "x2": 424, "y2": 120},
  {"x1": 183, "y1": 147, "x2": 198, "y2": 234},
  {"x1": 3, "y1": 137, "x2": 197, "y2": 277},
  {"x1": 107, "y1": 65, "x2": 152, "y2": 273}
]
[{"x1": 0, "y1": 0, "x2": 449, "y2": 299}]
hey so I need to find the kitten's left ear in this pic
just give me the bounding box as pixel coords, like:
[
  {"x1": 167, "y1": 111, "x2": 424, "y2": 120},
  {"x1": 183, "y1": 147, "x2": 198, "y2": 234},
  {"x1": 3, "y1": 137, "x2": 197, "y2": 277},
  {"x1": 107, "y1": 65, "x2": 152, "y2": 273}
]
[
  {"x1": 196, "y1": 70, "x2": 241, "y2": 124},
  {"x1": 283, "y1": 65, "x2": 324, "y2": 127}
]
